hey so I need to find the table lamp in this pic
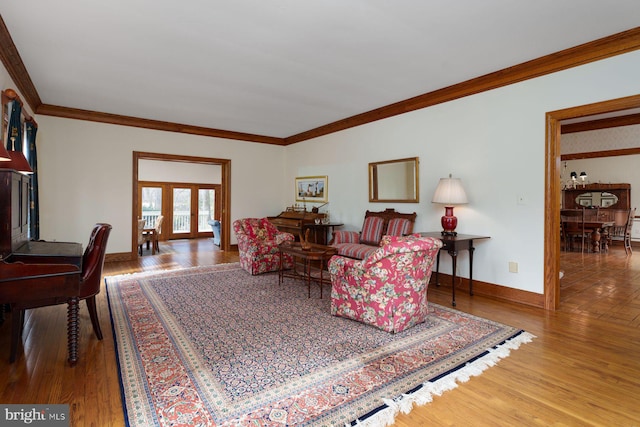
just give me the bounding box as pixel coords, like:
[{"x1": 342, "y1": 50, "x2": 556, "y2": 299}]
[{"x1": 432, "y1": 173, "x2": 468, "y2": 236}]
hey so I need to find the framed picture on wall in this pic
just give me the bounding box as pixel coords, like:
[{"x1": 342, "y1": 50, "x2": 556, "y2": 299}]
[{"x1": 295, "y1": 176, "x2": 328, "y2": 203}]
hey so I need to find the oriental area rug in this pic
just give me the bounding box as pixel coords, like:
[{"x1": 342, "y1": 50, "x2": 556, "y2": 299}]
[{"x1": 105, "y1": 263, "x2": 533, "y2": 427}]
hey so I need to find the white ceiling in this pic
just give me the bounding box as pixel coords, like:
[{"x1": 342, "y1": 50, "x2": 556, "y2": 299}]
[{"x1": 2, "y1": 1, "x2": 640, "y2": 138}]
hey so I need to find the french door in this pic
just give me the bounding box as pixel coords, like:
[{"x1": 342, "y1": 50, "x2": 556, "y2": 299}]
[{"x1": 139, "y1": 182, "x2": 221, "y2": 241}]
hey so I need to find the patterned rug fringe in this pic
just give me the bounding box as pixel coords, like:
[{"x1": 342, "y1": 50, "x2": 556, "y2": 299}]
[{"x1": 348, "y1": 331, "x2": 536, "y2": 427}]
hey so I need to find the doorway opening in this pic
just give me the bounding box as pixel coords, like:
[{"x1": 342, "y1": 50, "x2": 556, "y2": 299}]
[
  {"x1": 545, "y1": 94, "x2": 640, "y2": 309},
  {"x1": 132, "y1": 151, "x2": 231, "y2": 256}
]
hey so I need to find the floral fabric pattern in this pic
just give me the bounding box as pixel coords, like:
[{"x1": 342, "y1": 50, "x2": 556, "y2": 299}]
[
  {"x1": 329, "y1": 235, "x2": 442, "y2": 333},
  {"x1": 233, "y1": 218, "x2": 295, "y2": 275}
]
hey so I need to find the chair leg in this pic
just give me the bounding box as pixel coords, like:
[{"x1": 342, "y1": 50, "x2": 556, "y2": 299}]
[
  {"x1": 67, "y1": 297, "x2": 79, "y2": 366},
  {"x1": 10, "y1": 308, "x2": 25, "y2": 363},
  {"x1": 86, "y1": 296, "x2": 103, "y2": 340}
]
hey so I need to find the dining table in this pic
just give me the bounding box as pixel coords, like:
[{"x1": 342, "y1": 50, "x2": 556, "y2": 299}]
[{"x1": 584, "y1": 220, "x2": 614, "y2": 252}]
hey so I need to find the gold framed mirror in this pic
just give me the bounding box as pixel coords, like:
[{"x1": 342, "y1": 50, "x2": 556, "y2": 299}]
[{"x1": 369, "y1": 157, "x2": 419, "y2": 203}]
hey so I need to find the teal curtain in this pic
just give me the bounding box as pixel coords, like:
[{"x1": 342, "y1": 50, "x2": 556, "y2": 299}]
[
  {"x1": 6, "y1": 100, "x2": 23, "y2": 151},
  {"x1": 26, "y1": 120, "x2": 39, "y2": 240}
]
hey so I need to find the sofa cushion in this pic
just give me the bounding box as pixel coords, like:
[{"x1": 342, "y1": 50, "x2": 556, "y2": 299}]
[
  {"x1": 359, "y1": 216, "x2": 384, "y2": 246},
  {"x1": 333, "y1": 243, "x2": 378, "y2": 260},
  {"x1": 332, "y1": 230, "x2": 359, "y2": 245},
  {"x1": 386, "y1": 218, "x2": 412, "y2": 237}
]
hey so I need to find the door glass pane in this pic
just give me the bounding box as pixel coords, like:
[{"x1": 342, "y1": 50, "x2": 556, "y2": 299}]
[
  {"x1": 198, "y1": 189, "x2": 216, "y2": 232},
  {"x1": 141, "y1": 187, "x2": 162, "y2": 228},
  {"x1": 173, "y1": 188, "x2": 191, "y2": 234}
]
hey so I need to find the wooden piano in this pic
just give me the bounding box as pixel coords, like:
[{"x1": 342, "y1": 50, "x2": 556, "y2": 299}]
[{"x1": 268, "y1": 209, "x2": 326, "y2": 243}]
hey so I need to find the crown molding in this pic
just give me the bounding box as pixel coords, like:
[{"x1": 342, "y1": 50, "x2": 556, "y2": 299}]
[
  {"x1": 561, "y1": 147, "x2": 640, "y2": 160},
  {"x1": 285, "y1": 27, "x2": 640, "y2": 144},
  {"x1": 1, "y1": 13, "x2": 639, "y2": 145},
  {"x1": 35, "y1": 104, "x2": 286, "y2": 145},
  {"x1": 561, "y1": 112, "x2": 640, "y2": 134}
]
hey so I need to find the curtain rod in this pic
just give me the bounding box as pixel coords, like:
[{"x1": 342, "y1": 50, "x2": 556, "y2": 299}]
[{"x1": 2, "y1": 88, "x2": 37, "y2": 127}]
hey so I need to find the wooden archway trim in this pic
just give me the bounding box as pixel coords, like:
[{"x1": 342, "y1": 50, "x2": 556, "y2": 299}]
[
  {"x1": 131, "y1": 151, "x2": 231, "y2": 258},
  {"x1": 544, "y1": 94, "x2": 640, "y2": 310}
]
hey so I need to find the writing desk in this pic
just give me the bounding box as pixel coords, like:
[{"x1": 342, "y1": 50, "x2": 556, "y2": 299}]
[
  {"x1": 418, "y1": 232, "x2": 490, "y2": 307},
  {"x1": 1, "y1": 240, "x2": 83, "y2": 364},
  {"x1": 9, "y1": 241, "x2": 83, "y2": 267}
]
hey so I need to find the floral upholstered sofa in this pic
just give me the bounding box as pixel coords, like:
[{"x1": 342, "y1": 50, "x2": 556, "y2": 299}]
[
  {"x1": 328, "y1": 234, "x2": 442, "y2": 333},
  {"x1": 330, "y1": 208, "x2": 416, "y2": 259},
  {"x1": 233, "y1": 218, "x2": 295, "y2": 275}
]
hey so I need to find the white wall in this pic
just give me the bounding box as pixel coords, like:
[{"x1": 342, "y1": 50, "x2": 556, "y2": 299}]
[
  {"x1": 35, "y1": 117, "x2": 286, "y2": 252},
  {"x1": 284, "y1": 50, "x2": 640, "y2": 295},
  {"x1": 139, "y1": 159, "x2": 222, "y2": 183},
  {"x1": 5, "y1": 48, "x2": 640, "y2": 296}
]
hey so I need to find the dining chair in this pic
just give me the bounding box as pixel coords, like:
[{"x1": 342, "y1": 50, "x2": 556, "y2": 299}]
[
  {"x1": 144, "y1": 215, "x2": 164, "y2": 254},
  {"x1": 137, "y1": 218, "x2": 146, "y2": 256},
  {"x1": 561, "y1": 208, "x2": 590, "y2": 253},
  {"x1": 609, "y1": 208, "x2": 636, "y2": 254}
]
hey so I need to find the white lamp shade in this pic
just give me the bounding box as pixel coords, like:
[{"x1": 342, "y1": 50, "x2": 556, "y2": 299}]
[{"x1": 432, "y1": 175, "x2": 468, "y2": 205}]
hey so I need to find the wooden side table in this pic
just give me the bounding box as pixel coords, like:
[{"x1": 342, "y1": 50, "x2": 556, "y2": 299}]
[
  {"x1": 302, "y1": 222, "x2": 343, "y2": 245},
  {"x1": 278, "y1": 242, "x2": 337, "y2": 298},
  {"x1": 418, "y1": 232, "x2": 490, "y2": 307}
]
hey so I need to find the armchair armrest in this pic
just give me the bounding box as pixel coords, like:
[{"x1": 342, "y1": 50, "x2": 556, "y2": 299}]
[
  {"x1": 275, "y1": 232, "x2": 295, "y2": 245},
  {"x1": 328, "y1": 255, "x2": 364, "y2": 278}
]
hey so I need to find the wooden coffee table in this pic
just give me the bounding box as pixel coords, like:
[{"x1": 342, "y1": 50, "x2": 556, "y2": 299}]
[{"x1": 278, "y1": 241, "x2": 337, "y2": 298}]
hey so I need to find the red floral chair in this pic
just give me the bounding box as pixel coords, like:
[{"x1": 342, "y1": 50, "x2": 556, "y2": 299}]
[
  {"x1": 233, "y1": 218, "x2": 295, "y2": 275},
  {"x1": 328, "y1": 234, "x2": 442, "y2": 333}
]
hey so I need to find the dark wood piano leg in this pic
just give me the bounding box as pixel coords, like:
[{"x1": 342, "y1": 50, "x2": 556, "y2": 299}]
[{"x1": 67, "y1": 297, "x2": 79, "y2": 365}]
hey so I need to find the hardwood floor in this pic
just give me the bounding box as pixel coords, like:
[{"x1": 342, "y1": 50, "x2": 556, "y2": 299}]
[{"x1": 1, "y1": 239, "x2": 639, "y2": 426}]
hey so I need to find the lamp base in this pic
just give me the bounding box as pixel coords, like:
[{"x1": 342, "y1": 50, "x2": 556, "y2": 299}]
[{"x1": 440, "y1": 206, "x2": 458, "y2": 236}]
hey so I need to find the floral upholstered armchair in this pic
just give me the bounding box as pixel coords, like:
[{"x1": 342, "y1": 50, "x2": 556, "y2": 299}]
[
  {"x1": 233, "y1": 218, "x2": 295, "y2": 275},
  {"x1": 328, "y1": 234, "x2": 442, "y2": 333}
]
